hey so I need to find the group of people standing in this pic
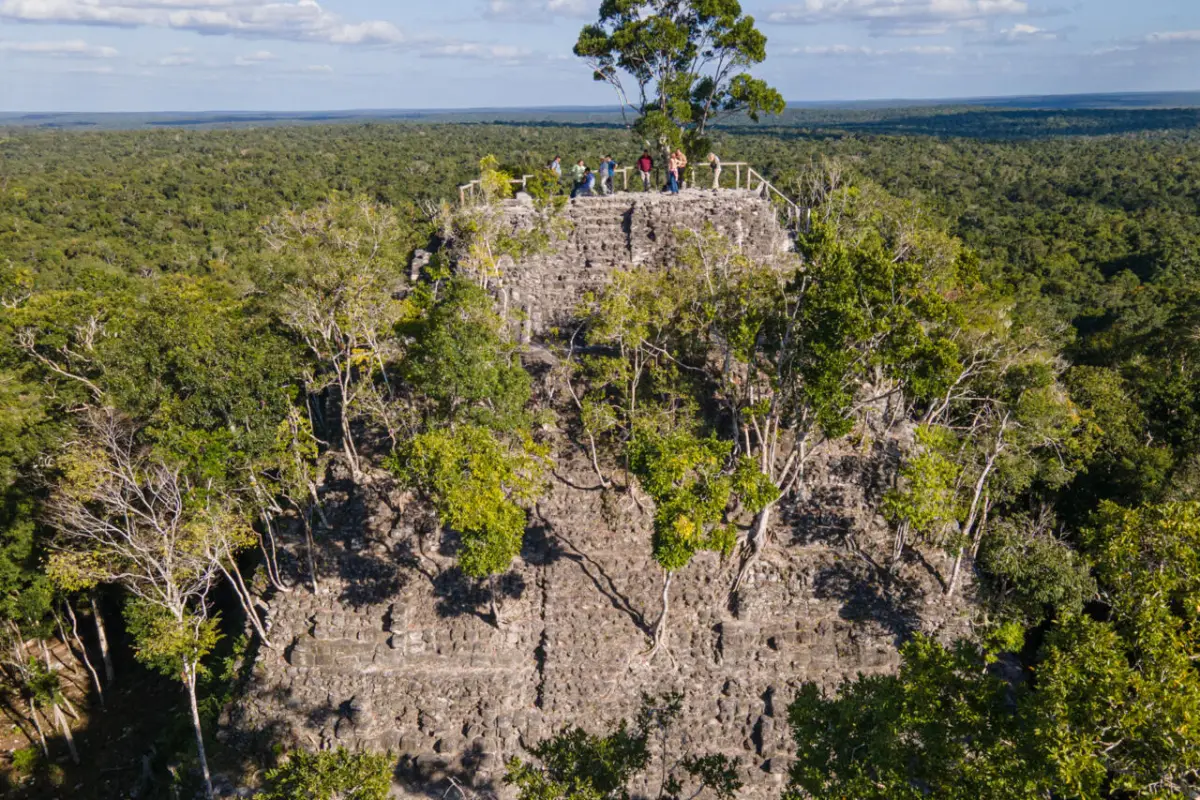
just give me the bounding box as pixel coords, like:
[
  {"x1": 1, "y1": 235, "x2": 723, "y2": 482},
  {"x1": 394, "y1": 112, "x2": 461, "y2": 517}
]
[{"x1": 547, "y1": 149, "x2": 723, "y2": 197}]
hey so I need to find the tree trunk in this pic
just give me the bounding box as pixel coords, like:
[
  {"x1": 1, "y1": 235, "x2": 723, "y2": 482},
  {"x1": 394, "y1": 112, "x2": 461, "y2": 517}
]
[
  {"x1": 732, "y1": 503, "x2": 774, "y2": 594},
  {"x1": 946, "y1": 547, "x2": 966, "y2": 598},
  {"x1": 217, "y1": 559, "x2": 274, "y2": 649},
  {"x1": 339, "y1": 388, "x2": 361, "y2": 480},
  {"x1": 971, "y1": 495, "x2": 992, "y2": 559},
  {"x1": 52, "y1": 703, "x2": 79, "y2": 764},
  {"x1": 90, "y1": 594, "x2": 114, "y2": 683},
  {"x1": 27, "y1": 699, "x2": 48, "y2": 758},
  {"x1": 945, "y1": 455, "x2": 998, "y2": 598},
  {"x1": 488, "y1": 574, "x2": 502, "y2": 629},
  {"x1": 891, "y1": 520, "x2": 910, "y2": 567},
  {"x1": 301, "y1": 507, "x2": 320, "y2": 593},
  {"x1": 307, "y1": 481, "x2": 331, "y2": 529},
  {"x1": 257, "y1": 512, "x2": 289, "y2": 593},
  {"x1": 648, "y1": 571, "x2": 673, "y2": 659},
  {"x1": 184, "y1": 665, "x2": 214, "y2": 800},
  {"x1": 64, "y1": 602, "x2": 104, "y2": 707}
]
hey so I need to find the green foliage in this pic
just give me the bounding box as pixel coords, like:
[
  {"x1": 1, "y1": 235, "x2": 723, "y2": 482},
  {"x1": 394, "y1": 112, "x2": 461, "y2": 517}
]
[
  {"x1": 575, "y1": 0, "x2": 784, "y2": 145},
  {"x1": 400, "y1": 277, "x2": 532, "y2": 431},
  {"x1": 124, "y1": 599, "x2": 222, "y2": 679},
  {"x1": 787, "y1": 635, "x2": 1041, "y2": 800},
  {"x1": 627, "y1": 426, "x2": 743, "y2": 572},
  {"x1": 883, "y1": 425, "x2": 963, "y2": 548},
  {"x1": 1040, "y1": 501, "x2": 1200, "y2": 797},
  {"x1": 976, "y1": 511, "x2": 1096, "y2": 623},
  {"x1": 396, "y1": 424, "x2": 547, "y2": 579},
  {"x1": 507, "y1": 693, "x2": 741, "y2": 800},
  {"x1": 254, "y1": 747, "x2": 394, "y2": 800}
]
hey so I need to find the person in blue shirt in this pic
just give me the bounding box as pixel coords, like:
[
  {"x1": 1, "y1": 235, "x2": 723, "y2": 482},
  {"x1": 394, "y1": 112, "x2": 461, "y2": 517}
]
[
  {"x1": 572, "y1": 168, "x2": 596, "y2": 198},
  {"x1": 600, "y1": 155, "x2": 618, "y2": 194}
]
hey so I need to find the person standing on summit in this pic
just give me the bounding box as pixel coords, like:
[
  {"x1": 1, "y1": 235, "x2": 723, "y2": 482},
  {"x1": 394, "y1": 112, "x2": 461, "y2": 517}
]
[
  {"x1": 637, "y1": 150, "x2": 653, "y2": 191},
  {"x1": 708, "y1": 152, "x2": 722, "y2": 189},
  {"x1": 602, "y1": 155, "x2": 618, "y2": 195}
]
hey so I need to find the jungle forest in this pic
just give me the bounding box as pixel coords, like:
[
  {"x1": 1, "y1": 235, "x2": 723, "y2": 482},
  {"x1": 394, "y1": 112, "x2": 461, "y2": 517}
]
[{"x1": 2, "y1": 2, "x2": 1200, "y2": 799}]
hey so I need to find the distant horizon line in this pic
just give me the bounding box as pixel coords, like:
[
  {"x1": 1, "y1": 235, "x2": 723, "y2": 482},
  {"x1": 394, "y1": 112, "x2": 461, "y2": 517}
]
[{"x1": 4, "y1": 88, "x2": 1200, "y2": 116}]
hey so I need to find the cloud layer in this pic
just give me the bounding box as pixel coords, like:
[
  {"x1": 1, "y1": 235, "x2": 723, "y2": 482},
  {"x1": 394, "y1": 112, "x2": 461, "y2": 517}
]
[
  {"x1": 0, "y1": 0, "x2": 412, "y2": 46},
  {"x1": 769, "y1": 0, "x2": 1029, "y2": 36},
  {"x1": 0, "y1": 38, "x2": 118, "y2": 58}
]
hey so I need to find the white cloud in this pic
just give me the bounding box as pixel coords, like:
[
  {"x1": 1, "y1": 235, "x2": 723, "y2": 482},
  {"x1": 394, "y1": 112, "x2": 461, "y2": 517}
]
[
  {"x1": 793, "y1": 43, "x2": 955, "y2": 56},
  {"x1": 1090, "y1": 29, "x2": 1200, "y2": 57},
  {"x1": 485, "y1": 0, "x2": 591, "y2": 22},
  {"x1": 0, "y1": 38, "x2": 119, "y2": 58},
  {"x1": 233, "y1": 48, "x2": 277, "y2": 65},
  {"x1": 305, "y1": 63, "x2": 331, "y2": 72},
  {"x1": 1143, "y1": 30, "x2": 1200, "y2": 45},
  {"x1": 0, "y1": 0, "x2": 411, "y2": 46},
  {"x1": 984, "y1": 22, "x2": 1059, "y2": 44},
  {"x1": 768, "y1": 0, "x2": 1029, "y2": 36},
  {"x1": 423, "y1": 43, "x2": 534, "y2": 62}
]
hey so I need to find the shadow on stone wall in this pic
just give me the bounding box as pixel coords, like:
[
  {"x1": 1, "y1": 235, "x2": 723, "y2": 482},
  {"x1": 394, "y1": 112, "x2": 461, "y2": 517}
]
[{"x1": 812, "y1": 559, "x2": 923, "y2": 646}]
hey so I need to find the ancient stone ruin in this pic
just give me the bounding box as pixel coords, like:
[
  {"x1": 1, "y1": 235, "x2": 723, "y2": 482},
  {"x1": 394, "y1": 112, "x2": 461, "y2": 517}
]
[
  {"x1": 229, "y1": 190, "x2": 974, "y2": 798},
  {"x1": 495, "y1": 189, "x2": 792, "y2": 335}
]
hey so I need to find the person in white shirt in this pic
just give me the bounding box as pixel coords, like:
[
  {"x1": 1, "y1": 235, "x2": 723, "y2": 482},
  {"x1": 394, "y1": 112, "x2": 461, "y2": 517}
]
[{"x1": 708, "y1": 153, "x2": 722, "y2": 189}]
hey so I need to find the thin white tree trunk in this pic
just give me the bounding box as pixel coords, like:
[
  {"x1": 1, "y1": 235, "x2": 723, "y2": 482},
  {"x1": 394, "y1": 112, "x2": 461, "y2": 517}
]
[
  {"x1": 217, "y1": 559, "x2": 274, "y2": 649},
  {"x1": 27, "y1": 699, "x2": 48, "y2": 758},
  {"x1": 946, "y1": 455, "x2": 998, "y2": 598},
  {"x1": 52, "y1": 703, "x2": 79, "y2": 764},
  {"x1": 184, "y1": 665, "x2": 214, "y2": 800},
  {"x1": 733, "y1": 503, "x2": 774, "y2": 593},
  {"x1": 300, "y1": 507, "x2": 320, "y2": 593},
  {"x1": 90, "y1": 595, "x2": 114, "y2": 683},
  {"x1": 648, "y1": 571, "x2": 673, "y2": 658},
  {"x1": 257, "y1": 511, "x2": 288, "y2": 592},
  {"x1": 892, "y1": 520, "x2": 910, "y2": 566},
  {"x1": 65, "y1": 602, "x2": 104, "y2": 707}
]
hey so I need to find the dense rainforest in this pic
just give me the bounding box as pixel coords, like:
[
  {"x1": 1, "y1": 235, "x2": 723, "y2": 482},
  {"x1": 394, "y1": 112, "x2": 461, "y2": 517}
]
[{"x1": 1, "y1": 111, "x2": 1199, "y2": 799}]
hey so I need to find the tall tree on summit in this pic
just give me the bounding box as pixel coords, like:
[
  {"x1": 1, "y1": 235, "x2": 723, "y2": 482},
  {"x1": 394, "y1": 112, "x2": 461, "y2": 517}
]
[{"x1": 574, "y1": 0, "x2": 785, "y2": 150}]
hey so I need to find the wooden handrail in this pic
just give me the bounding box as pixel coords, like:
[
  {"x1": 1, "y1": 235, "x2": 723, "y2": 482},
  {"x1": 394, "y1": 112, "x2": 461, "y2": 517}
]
[{"x1": 457, "y1": 165, "x2": 810, "y2": 233}]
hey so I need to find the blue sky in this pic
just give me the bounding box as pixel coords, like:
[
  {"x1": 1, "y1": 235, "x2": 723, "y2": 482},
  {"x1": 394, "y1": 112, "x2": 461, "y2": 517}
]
[{"x1": 0, "y1": 1, "x2": 1197, "y2": 112}]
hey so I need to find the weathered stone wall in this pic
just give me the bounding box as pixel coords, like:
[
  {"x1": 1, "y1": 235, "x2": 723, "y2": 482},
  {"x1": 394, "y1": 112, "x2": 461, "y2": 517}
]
[
  {"x1": 229, "y1": 194, "x2": 974, "y2": 798},
  {"x1": 232, "y1": 433, "x2": 973, "y2": 798},
  {"x1": 496, "y1": 189, "x2": 791, "y2": 334}
]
